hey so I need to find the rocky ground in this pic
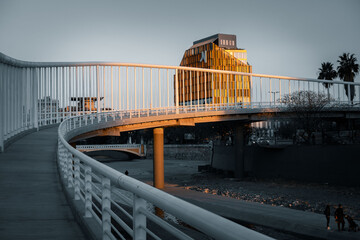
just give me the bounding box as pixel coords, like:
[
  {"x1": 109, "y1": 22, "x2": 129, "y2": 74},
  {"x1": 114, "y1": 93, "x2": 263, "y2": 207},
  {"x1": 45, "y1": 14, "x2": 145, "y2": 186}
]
[
  {"x1": 104, "y1": 157, "x2": 360, "y2": 239},
  {"x1": 170, "y1": 171, "x2": 360, "y2": 221}
]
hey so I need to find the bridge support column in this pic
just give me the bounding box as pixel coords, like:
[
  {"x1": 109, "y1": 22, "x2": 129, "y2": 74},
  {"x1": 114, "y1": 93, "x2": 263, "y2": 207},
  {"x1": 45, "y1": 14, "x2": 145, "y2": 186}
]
[
  {"x1": 234, "y1": 125, "x2": 245, "y2": 179},
  {"x1": 153, "y1": 128, "x2": 164, "y2": 189}
]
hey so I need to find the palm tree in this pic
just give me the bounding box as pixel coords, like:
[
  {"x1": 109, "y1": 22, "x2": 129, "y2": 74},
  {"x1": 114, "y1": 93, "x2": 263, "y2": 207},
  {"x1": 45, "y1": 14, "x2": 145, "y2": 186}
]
[
  {"x1": 337, "y1": 53, "x2": 359, "y2": 104},
  {"x1": 318, "y1": 62, "x2": 337, "y2": 99}
]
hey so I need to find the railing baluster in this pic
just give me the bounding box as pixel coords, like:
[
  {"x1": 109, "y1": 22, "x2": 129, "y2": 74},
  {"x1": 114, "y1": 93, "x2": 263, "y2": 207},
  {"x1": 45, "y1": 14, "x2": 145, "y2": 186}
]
[
  {"x1": 133, "y1": 194, "x2": 146, "y2": 240},
  {"x1": 102, "y1": 177, "x2": 112, "y2": 240},
  {"x1": 74, "y1": 157, "x2": 81, "y2": 200}
]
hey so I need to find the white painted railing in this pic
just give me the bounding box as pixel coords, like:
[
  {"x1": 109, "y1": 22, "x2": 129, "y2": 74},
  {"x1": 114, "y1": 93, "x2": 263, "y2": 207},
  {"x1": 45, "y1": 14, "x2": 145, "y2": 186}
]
[
  {"x1": 76, "y1": 144, "x2": 142, "y2": 150},
  {"x1": 58, "y1": 109, "x2": 275, "y2": 240},
  {"x1": 1, "y1": 51, "x2": 360, "y2": 151}
]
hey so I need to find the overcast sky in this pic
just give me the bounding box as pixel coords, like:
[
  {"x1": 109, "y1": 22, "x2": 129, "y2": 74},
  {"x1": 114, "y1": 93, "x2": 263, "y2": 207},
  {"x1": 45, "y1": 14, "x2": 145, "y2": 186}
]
[{"x1": 0, "y1": 0, "x2": 359, "y2": 80}]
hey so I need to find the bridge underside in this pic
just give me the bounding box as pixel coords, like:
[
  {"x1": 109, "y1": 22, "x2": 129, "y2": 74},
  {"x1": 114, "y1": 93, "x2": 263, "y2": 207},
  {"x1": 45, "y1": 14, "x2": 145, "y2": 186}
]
[{"x1": 69, "y1": 110, "x2": 360, "y2": 143}]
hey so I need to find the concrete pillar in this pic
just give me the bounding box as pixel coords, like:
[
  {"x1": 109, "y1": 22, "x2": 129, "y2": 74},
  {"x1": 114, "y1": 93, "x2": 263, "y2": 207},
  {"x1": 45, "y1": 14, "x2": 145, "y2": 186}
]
[
  {"x1": 153, "y1": 128, "x2": 164, "y2": 189},
  {"x1": 234, "y1": 125, "x2": 244, "y2": 179}
]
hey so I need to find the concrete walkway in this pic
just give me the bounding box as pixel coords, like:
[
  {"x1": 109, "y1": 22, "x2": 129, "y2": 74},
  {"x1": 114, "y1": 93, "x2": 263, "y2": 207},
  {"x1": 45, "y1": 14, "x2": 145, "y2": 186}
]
[
  {"x1": 164, "y1": 185, "x2": 360, "y2": 240},
  {"x1": 0, "y1": 127, "x2": 85, "y2": 240}
]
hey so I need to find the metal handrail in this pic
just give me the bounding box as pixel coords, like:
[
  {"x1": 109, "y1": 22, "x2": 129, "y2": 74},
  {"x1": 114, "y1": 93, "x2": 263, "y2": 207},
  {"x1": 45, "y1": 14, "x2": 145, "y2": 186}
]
[
  {"x1": 1, "y1": 51, "x2": 359, "y2": 86},
  {"x1": 58, "y1": 108, "x2": 274, "y2": 240}
]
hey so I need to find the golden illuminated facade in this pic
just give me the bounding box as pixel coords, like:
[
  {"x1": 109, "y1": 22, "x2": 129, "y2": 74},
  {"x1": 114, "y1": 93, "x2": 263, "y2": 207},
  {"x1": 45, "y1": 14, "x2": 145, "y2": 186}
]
[{"x1": 177, "y1": 34, "x2": 252, "y2": 106}]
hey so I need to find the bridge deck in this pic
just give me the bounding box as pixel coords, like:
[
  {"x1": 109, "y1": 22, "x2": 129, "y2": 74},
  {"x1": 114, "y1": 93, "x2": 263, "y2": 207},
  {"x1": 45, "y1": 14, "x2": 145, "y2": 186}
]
[{"x1": 0, "y1": 127, "x2": 85, "y2": 240}]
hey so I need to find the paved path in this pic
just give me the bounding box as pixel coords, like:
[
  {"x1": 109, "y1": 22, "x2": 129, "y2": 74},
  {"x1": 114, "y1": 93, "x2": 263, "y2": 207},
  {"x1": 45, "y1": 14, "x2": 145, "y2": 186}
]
[
  {"x1": 164, "y1": 184, "x2": 360, "y2": 240},
  {"x1": 0, "y1": 127, "x2": 85, "y2": 240}
]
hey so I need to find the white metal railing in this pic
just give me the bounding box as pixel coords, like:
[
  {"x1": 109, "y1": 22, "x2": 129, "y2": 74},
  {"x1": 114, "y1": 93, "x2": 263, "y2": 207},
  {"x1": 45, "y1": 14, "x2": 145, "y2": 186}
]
[
  {"x1": 1, "y1": 51, "x2": 360, "y2": 151},
  {"x1": 76, "y1": 144, "x2": 142, "y2": 150},
  {"x1": 58, "y1": 109, "x2": 275, "y2": 240}
]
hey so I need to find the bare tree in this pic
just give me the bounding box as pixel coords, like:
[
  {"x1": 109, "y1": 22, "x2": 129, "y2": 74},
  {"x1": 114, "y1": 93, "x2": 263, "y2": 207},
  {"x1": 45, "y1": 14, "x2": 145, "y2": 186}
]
[{"x1": 280, "y1": 90, "x2": 333, "y2": 143}]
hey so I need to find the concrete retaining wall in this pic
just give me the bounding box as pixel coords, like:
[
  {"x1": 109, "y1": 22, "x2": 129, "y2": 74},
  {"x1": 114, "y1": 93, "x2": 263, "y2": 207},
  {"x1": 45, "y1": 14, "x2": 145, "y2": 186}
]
[
  {"x1": 212, "y1": 144, "x2": 360, "y2": 186},
  {"x1": 146, "y1": 144, "x2": 212, "y2": 161}
]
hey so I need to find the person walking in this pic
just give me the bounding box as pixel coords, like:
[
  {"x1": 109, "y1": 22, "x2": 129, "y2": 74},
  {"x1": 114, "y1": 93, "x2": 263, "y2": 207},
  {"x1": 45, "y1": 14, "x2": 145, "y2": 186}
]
[
  {"x1": 334, "y1": 204, "x2": 345, "y2": 231},
  {"x1": 324, "y1": 204, "x2": 331, "y2": 230}
]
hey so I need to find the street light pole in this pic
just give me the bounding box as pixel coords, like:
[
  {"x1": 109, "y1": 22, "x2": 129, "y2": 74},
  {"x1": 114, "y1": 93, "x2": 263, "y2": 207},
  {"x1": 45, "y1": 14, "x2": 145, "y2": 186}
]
[{"x1": 269, "y1": 91, "x2": 279, "y2": 105}]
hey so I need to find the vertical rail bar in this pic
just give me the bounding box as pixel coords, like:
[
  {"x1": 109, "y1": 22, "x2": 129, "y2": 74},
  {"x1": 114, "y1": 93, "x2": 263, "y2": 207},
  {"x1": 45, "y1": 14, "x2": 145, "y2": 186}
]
[
  {"x1": 56, "y1": 67, "x2": 59, "y2": 122},
  {"x1": 34, "y1": 68, "x2": 39, "y2": 129},
  {"x1": 142, "y1": 68, "x2": 144, "y2": 109},
  {"x1": 76, "y1": 66, "x2": 79, "y2": 117},
  {"x1": 204, "y1": 72, "x2": 207, "y2": 106},
  {"x1": 83, "y1": 66, "x2": 85, "y2": 116},
  {"x1": 219, "y1": 74, "x2": 222, "y2": 106},
  {"x1": 197, "y1": 71, "x2": 199, "y2": 107},
  {"x1": 96, "y1": 66, "x2": 100, "y2": 113},
  {"x1": 242, "y1": 75, "x2": 245, "y2": 105},
  {"x1": 134, "y1": 67, "x2": 137, "y2": 110},
  {"x1": 84, "y1": 166, "x2": 92, "y2": 218},
  {"x1": 227, "y1": 74, "x2": 229, "y2": 106},
  {"x1": 175, "y1": 69, "x2": 179, "y2": 113},
  {"x1": 89, "y1": 67, "x2": 92, "y2": 114},
  {"x1": 0, "y1": 64, "x2": 4, "y2": 151},
  {"x1": 182, "y1": 70, "x2": 185, "y2": 107},
  {"x1": 126, "y1": 67, "x2": 129, "y2": 110},
  {"x1": 133, "y1": 195, "x2": 146, "y2": 240},
  {"x1": 111, "y1": 66, "x2": 113, "y2": 111},
  {"x1": 150, "y1": 68, "x2": 153, "y2": 109},
  {"x1": 158, "y1": 68, "x2": 161, "y2": 108},
  {"x1": 69, "y1": 67, "x2": 73, "y2": 117},
  {"x1": 167, "y1": 69, "x2": 169, "y2": 108},
  {"x1": 118, "y1": 66, "x2": 121, "y2": 110},
  {"x1": 190, "y1": 71, "x2": 192, "y2": 108},
  {"x1": 103, "y1": 66, "x2": 106, "y2": 112},
  {"x1": 101, "y1": 177, "x2": 111, "y2": 240},
  {"x1": 212, "y1": 73, "x2": 214, "y2": 105}
]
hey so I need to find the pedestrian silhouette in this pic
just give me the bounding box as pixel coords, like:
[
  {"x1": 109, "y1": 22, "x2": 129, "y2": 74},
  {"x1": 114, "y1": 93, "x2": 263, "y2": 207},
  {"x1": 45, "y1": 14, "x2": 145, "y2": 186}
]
[
  {"x1": 324, "y1": 204, "x2": 331, "y2": 230},
  {"x1": 125, "y1": 170, "x2": 129, "y2": 176},
  {"x1": 345, "y1": 215, "x2": 358, "y2": 232},
  {"x1": 334, "y1": 204, "x2": 345, "y2": 231}
]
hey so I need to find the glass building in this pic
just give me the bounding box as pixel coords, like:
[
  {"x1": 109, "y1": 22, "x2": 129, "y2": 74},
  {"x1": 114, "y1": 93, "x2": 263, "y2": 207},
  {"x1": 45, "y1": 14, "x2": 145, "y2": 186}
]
[{"x1": 176, "y1": 33, "x2": 252, "y2": 106}]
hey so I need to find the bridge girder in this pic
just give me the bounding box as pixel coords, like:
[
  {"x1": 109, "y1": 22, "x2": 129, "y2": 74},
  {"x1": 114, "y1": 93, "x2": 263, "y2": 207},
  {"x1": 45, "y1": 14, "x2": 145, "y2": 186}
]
[{"x1": 69, "y1": 109, "x2": 360, "y2": 143}]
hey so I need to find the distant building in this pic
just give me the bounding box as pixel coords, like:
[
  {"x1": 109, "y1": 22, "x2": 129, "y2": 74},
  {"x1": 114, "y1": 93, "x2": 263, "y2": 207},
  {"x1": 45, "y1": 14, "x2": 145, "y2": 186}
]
[
  {"x1": 70, "y1": 97, "x2": 104, "y2": 112},
  {"x1": 176, "y1": 33, "x2": 252, "y2": 106}
]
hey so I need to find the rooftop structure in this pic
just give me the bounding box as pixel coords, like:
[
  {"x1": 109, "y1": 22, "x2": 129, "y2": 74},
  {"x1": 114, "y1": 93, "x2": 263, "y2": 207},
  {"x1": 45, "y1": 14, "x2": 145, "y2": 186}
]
[{"x1": 177, "y1": 33, "x2": 252, "y2": 106}]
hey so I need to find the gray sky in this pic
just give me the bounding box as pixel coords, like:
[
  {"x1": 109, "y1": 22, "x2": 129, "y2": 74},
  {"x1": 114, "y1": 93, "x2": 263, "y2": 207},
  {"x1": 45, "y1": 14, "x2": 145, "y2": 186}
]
[{"x1": 1, "y1": 0, "x2": 359, "y2": 80}]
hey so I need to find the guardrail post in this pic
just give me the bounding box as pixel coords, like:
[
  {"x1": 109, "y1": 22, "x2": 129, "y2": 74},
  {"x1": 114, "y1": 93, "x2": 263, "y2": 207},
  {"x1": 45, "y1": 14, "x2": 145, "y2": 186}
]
[
  {"x1": 67, "y1": 152, "x2": 74, "y2": 188},
  {"x1": 175, "y1": 69, "x2": 179, "y2": 114},
  {"x1": 101, "y1": 177, "x2": 111, "y2": 240},
  {"x1": 62, "y1": 149, "x2": 68, "y2": 180},
  {"x1": 74, "y1": 157, "x2": 80, "y2": 200},
  {"x1": 84, "y1": 165, "x2": 92, "y2": 218},
  {"x1": 0, "y1": 64, "x2": 4, "y2": 152},
  {"x1": 133, "y1": 194, "x2": 146, "y2": 240},
  {"x1": 58, "y1": 143, "x2": 65, "y2": 173}
]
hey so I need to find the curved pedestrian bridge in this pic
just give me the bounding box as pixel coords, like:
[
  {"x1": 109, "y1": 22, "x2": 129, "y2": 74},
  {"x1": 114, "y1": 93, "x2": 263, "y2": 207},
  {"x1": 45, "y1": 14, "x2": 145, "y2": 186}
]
[{"x1": 1, "y1": 52, "x2": 360, "y2": 240}]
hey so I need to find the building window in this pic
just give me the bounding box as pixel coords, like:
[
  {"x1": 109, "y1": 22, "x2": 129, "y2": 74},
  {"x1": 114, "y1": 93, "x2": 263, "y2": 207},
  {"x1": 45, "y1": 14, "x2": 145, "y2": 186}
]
[{"x1": 225, "y1": 40, "x2": 228, "y2": 45}]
